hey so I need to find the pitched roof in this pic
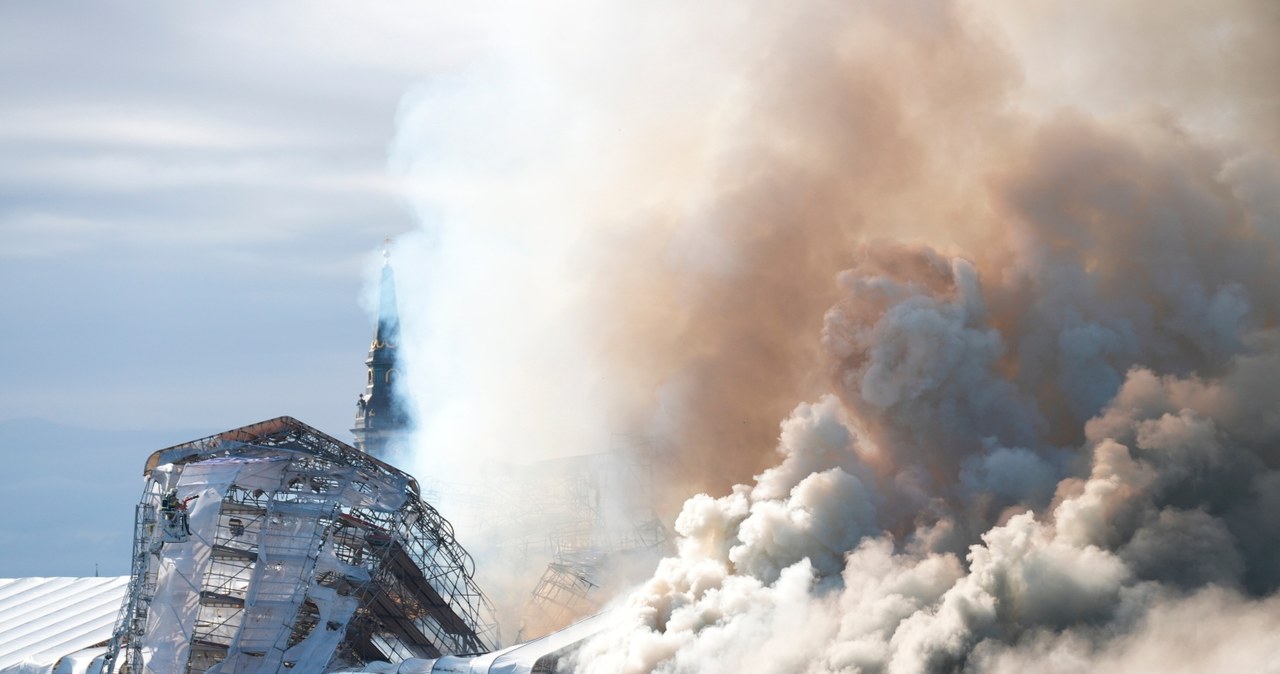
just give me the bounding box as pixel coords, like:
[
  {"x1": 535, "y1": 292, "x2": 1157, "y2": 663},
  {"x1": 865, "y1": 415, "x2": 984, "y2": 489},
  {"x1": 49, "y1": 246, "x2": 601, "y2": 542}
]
[{"x1": 0, "y1": 576, "x2": 128, "y2": 670}]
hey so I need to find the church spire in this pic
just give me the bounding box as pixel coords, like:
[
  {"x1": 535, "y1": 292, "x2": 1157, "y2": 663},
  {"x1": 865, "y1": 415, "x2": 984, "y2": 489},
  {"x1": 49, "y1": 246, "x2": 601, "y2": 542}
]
[
  {"x1": 352, "y1": 244, "x2": 409, "y2": 458},
  {"x1": 373, "y1": 248, "x2": 400, "y2": 349}
]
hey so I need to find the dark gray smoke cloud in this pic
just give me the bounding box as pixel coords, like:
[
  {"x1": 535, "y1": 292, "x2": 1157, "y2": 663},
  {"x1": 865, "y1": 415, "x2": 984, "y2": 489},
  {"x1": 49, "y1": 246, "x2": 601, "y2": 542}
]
[
  {"x1": 390, "y1": 0, "x2": 1280, "y2": 666},
  {"x1": 550, "y1": 0, "x2": 1280, "y2": 671}
]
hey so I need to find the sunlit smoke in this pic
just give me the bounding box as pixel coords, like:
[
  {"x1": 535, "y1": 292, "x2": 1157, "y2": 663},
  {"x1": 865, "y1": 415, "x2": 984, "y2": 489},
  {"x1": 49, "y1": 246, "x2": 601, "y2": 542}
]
[{"x1": 383, "y1": 0, "x2": 1280, "y2": 668}]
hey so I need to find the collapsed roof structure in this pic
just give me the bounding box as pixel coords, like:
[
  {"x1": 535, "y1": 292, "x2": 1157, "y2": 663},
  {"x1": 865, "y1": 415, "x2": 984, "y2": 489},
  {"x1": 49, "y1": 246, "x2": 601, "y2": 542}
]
[{"x1": 101, "y1": 417, "x2": 499, "y2": 674}]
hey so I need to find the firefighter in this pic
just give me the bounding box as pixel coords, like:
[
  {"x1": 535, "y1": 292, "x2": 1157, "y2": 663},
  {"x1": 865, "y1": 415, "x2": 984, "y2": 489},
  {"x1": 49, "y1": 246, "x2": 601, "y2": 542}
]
[
  {"x1": 160, "y1": 489, "x2": 199, "y2": 536},
  {"x1": 176, "y1": 493, "x2": 198, "y2": 535},
  {"x1": 160, "y1": 489, "x2": 180, "y2": 530}
]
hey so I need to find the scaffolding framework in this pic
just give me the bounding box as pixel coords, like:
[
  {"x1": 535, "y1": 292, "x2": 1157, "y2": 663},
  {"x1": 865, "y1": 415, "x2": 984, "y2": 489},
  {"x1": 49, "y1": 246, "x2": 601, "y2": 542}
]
[
  {"x1": 101, "y1": 417, "x2": 499, "y2": 674},
  {"x1": 520, "y1": 435, "x2": 673, "y2": 638}
]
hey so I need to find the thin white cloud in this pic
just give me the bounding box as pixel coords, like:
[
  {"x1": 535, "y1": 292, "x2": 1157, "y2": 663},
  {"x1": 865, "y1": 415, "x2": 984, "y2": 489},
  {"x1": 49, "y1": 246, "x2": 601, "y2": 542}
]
[{"x1": 0, "y1": 108, "x2": 313, "y2": 150}]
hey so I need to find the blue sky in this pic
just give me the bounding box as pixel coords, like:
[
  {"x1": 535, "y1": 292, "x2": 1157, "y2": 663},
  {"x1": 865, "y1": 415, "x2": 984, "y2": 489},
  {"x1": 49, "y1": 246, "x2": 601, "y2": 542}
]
[
  {"x1": 0, "y1": 2, "x2": 489, "y2": 437},
  {"x1": 0, "y1": 0, "x2": 689, "y2": 577},
  {"x1": 0, "y1": 2, "x2": 501, "y2": 575}
]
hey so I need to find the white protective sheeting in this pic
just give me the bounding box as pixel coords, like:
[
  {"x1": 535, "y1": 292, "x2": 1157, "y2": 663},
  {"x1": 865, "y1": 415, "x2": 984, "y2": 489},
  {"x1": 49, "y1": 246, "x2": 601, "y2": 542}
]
[
  {"x1": 49, "y1": 649, "x2": 105, "y2": 674},
  {"x1": 142, "y1": 460, "x2": 242, "y2": 674},
  {"x1": 222, "y1": 499, "x2": 327, "y2": 673},
  {"x1": 0, "y1": 576, "x2": 128, "y2": 674},
  {"x1": 279, "y1": 547, "x2": 360, "y2": 668},
  {"x1": 209, "y1": 464, "x2": 361, "y2": 674},
  {"x1": 484, "y1": 611, "x2": 617, "y2": 674},
  {"x1": 223, "y1": 457, "x2": 290, "y2": 493}
]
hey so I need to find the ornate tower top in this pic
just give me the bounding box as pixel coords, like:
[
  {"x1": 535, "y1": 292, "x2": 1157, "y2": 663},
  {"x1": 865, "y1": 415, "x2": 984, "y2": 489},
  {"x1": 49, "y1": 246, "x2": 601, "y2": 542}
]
[{"x1": 352, "y1": 249, "x2": 409, "y2": 458}]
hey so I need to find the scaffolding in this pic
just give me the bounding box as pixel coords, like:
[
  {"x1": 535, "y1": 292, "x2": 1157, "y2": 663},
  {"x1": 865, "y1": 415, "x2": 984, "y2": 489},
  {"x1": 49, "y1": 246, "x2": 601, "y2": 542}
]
[
  {"x1": 100, "y1": 417, "x2": 499, "y2": 674},
  {"x1": 520, "y1": 435, "x2": 673, "y2": 638},
  {"x1": 399, "y1": 435, "x2": 677, "y2": 642}
]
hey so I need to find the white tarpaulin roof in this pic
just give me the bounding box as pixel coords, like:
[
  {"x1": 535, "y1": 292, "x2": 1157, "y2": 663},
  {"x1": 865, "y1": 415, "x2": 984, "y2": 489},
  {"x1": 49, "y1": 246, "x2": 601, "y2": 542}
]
[
  {"x1": 0, "y1": 576, "x2": 615, "y2": 674},
  {"x1": 336, "y1": 611, "x2": 620, "y2": 674},
  {"x1": 0, "y1": 576, "x2": 128, "y2": 673}
]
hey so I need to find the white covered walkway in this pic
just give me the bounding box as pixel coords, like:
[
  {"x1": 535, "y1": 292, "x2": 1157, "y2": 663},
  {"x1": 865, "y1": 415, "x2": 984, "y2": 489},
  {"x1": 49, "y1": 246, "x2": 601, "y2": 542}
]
[
  {"x1": 336, "y1": 611, "x2": 618, "y2": 674},
  {"x1": 0, "y1": 576, "x2": 129, "y2": 674}
]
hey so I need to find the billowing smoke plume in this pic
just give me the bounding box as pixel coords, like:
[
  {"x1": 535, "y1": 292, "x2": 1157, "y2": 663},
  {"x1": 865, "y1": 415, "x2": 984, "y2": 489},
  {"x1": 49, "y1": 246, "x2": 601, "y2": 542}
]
[{"x1": 388, "y1": 0, "x2": 1280, "y2": 666}]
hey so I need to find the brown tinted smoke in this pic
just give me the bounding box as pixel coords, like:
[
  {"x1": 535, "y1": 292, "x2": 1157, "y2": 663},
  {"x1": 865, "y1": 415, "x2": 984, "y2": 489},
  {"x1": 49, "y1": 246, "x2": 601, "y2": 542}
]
[
  {"x1": 593, "y1": 0, "x2": 1026, "y2": 510},
  {"x1": 562, "y1": 0, "x2": 1280, "y2": 671}
]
